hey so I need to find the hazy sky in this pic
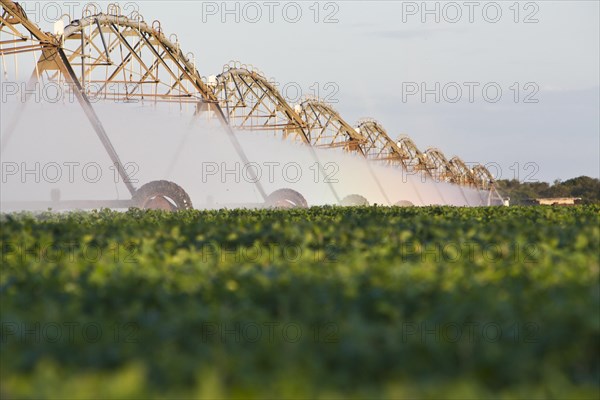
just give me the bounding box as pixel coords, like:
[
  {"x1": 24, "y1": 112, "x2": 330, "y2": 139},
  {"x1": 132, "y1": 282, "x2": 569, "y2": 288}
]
[{"x1": 7, "y1": 0, "x2": 600, "y2": 182}]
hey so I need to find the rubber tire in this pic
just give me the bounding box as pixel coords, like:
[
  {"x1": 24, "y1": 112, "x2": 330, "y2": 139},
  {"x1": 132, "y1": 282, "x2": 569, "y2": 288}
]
[
  {"x1": 265, "y1": 188, "x2": 308, "y2": 209},
  {"x1": 133, "y1": 180, "x2": 193, "y2": 211},
  {"x1": 395, "y1": 200, "x2": 414, "y2": 207},
  {"x1": 340, "y1": 194, "x2": 369, "y2": 206}
]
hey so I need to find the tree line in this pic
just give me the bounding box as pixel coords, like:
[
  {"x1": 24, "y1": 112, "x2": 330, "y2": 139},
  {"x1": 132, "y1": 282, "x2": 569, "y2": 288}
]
[{"x1": 495, "y1": 176, "x2": 600, "y2": 205}]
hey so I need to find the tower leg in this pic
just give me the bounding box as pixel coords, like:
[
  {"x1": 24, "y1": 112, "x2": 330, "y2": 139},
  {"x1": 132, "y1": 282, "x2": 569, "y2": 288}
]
[{"x1": 55, "y1": 48, "x2": 136, "y2": 196}]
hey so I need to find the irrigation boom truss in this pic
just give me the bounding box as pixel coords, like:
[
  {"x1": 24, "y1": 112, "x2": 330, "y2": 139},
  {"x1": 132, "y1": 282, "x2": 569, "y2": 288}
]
[{"x1": 0, "y1": 1, "x2": 504, "y2": 210}]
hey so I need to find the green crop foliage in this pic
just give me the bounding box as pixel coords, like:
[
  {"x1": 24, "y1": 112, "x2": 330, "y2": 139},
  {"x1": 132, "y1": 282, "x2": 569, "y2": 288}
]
[{"x1": 1, "y1": 206, "x2": 599, "y2": 399}]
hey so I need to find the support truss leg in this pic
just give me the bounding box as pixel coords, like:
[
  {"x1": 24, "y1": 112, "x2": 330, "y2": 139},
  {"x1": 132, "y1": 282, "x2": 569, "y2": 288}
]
[{"x1": 56, "y1": 48, "x2": 136, "y2": 196}]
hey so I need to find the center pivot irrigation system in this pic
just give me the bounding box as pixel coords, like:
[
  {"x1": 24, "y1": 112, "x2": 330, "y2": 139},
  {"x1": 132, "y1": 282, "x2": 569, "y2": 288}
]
[{"x1": 0, "y1": 1, "x2": 504, "y2": 210}]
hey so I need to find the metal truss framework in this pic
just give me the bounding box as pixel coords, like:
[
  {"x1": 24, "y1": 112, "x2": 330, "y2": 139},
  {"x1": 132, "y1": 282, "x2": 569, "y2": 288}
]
[
  {"x1": 355, "y1": 119, "x2": 411, "y2": 167},
  {"x1": 211, "y1": 63, "x2": 309, "y2": 143},
  {"x1": 60, "y1": 11, "x2": 217, "y2": 107},
  {"x1": 424, "y1": 148, "x2": 456, "y2": 184},
  {"x1": 1, "y1": 0, "x2": 500, "y2": 200},
  {"x1": 396, "y1": 136, "x2": 432, "y2": 176},
  {"x1": 296, "y1": 97, "x2": 366, "y2": 154},
  {"x1": 472, "y1": 164, "x2": 496, "y2": 190},
  {"x1": 449, "y1": 156, "x2": 477, "y2": 187}
]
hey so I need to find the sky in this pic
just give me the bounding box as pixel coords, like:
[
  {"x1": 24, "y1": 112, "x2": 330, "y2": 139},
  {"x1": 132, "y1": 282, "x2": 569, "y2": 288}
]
[{"x1": 3, "y1": 0, "x2": 600, "y2": 183}]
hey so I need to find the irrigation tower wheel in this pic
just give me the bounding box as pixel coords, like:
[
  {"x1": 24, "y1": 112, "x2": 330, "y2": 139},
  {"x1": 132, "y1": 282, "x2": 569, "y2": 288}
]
[
  {"x1": 340, "y1": 194, "x2": 369, "y2": 206},
  {"x1": 265, "y1": 189, "x2": 308, "y2": 209},
  {"x1": 133, "y1": 181, "x2": 193, "y2": 211}
]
